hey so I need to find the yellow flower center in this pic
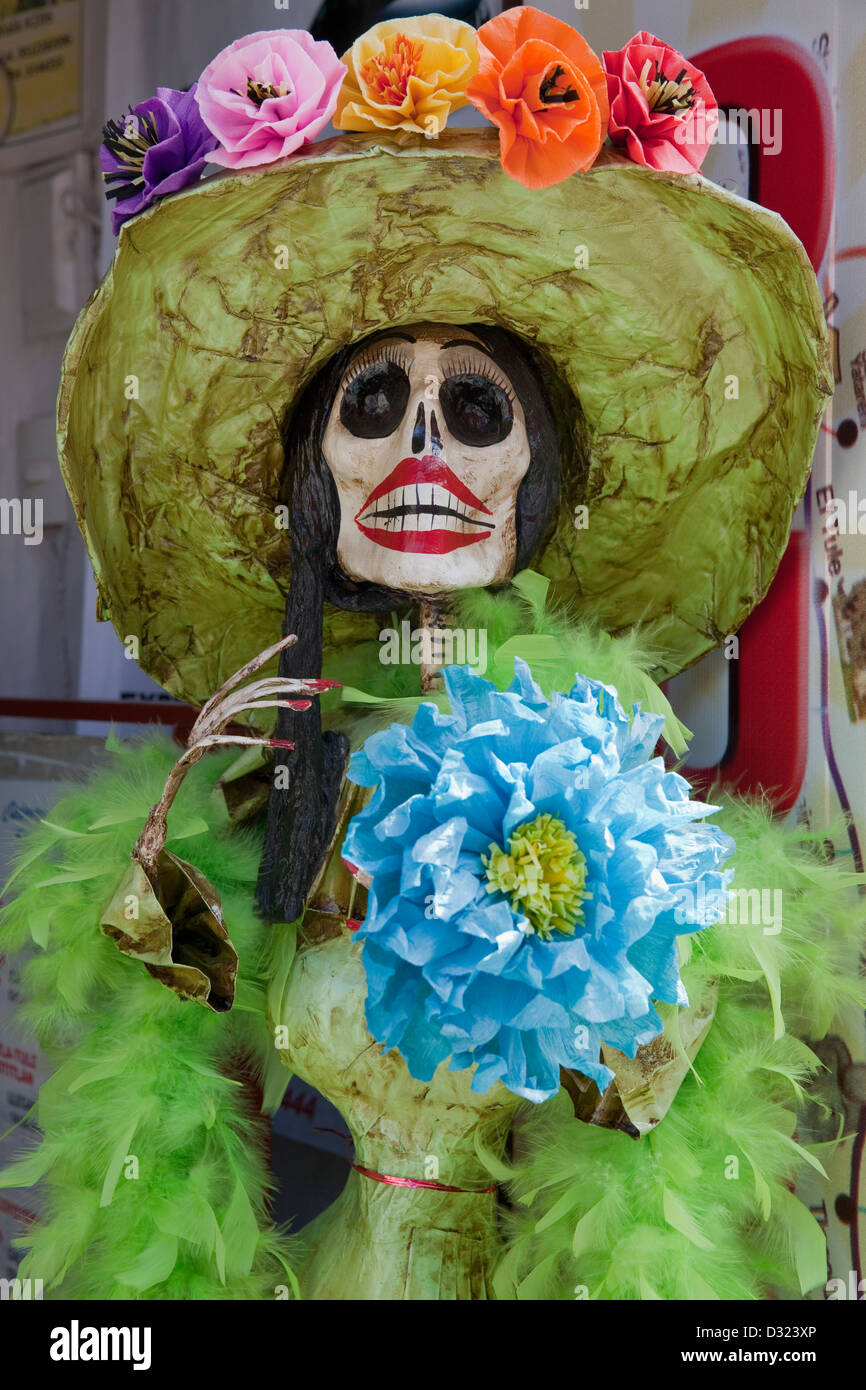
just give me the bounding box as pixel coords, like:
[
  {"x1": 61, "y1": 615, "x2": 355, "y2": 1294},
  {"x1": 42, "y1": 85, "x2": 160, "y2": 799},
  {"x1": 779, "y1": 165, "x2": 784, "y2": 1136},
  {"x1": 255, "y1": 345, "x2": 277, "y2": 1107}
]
[
  {"x1": 637, "y1": 58, "x2": 695, "y2": 114},
  {"x1": 361, "y1": 33, "x2": 424, "y2": 107},
  {"x1": 482, "y1": 813, "x2": 592, "y2": 940}
]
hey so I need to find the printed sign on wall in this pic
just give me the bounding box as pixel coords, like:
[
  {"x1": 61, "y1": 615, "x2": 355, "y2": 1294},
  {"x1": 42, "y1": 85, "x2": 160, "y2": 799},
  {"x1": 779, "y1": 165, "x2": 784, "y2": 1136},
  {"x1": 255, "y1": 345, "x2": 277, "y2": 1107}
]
[{"x1": 0, "y1": 0, "x2": 81, "y2": 143}]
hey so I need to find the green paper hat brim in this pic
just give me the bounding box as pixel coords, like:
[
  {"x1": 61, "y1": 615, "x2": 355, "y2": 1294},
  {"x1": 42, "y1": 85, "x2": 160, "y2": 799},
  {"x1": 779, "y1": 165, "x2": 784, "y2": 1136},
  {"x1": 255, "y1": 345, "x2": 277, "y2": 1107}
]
[{"x1": 57, "y1": 129, "x2": 831, "y2": 715}]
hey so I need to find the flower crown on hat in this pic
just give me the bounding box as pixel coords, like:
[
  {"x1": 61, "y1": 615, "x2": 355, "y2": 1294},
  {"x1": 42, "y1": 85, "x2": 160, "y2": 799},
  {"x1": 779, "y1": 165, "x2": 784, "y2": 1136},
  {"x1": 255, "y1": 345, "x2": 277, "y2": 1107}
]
[{"x1": 101, "y1": 6, "x2": 719, "y2": 234}]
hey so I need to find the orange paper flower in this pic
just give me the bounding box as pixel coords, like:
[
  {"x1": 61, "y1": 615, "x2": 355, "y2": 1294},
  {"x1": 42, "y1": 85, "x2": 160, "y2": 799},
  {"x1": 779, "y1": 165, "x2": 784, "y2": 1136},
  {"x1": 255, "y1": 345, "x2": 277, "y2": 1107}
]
[
  {"x1": 466, "y1": 6, "x2": 609, "y2": 189},
  {"x1": 334, "y1": 15, "x2": 478, "y2": 138}
]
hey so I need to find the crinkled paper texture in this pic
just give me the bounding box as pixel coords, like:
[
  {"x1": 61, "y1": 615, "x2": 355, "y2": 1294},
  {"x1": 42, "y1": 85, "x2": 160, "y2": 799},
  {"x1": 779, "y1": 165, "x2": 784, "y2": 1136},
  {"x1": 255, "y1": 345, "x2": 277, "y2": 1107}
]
[{"x1": 100, "y1": 849, "x2": 238, "y2": 1011}]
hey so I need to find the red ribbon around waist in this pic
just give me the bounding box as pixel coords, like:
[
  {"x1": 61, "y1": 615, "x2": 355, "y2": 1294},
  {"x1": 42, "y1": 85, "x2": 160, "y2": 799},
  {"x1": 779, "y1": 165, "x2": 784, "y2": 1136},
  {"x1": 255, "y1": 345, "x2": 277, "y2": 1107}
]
[{"x1": 351, "y1": 1162, "x2": 497, "y2": 1195}]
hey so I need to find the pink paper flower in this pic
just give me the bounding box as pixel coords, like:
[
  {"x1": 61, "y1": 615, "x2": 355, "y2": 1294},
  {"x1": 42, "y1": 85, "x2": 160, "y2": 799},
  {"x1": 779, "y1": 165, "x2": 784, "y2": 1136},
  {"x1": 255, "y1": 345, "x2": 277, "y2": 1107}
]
[
  {"x1": 602, "y1": 31, "x2": 717, "y2": 174},
  {"x1": 196, "y1": 29, "x2": 347, "y2": 169}
]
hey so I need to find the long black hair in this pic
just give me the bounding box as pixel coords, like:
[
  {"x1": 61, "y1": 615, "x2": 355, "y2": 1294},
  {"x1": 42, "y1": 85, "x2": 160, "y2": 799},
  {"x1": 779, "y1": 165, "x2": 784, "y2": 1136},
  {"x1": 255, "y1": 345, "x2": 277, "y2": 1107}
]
[{"x1": 255, "y1": 324, "x2": 578, "y2": 923}]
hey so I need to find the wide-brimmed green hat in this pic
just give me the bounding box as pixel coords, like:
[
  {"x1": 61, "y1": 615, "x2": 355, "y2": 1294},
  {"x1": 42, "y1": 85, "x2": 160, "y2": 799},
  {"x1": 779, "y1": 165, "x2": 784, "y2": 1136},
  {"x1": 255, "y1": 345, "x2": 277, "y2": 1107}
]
[{"x1": 57, "y1": 127, "x2": 831, "y2": 709}]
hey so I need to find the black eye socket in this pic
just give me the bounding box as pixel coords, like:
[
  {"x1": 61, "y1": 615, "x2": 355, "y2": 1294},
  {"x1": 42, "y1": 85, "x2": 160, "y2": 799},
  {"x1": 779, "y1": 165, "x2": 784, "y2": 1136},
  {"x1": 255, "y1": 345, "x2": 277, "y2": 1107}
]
[
  {"x1": 439, "y1": 374, "x2": 514, "y2": 448},
  {"x1": 339, "y1": 361, "x2": 411, "y2": 439}
]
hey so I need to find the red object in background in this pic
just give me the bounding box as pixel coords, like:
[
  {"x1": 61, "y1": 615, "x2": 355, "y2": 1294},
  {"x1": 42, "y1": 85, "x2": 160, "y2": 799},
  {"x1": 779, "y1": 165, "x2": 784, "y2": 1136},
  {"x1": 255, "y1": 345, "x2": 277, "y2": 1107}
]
[
  {"x1": 685, "y1": 534, "x2": 809, "y2": 815},
  {"x1": 679, "y1": 36, "x2": 834, "y2": 808},
  {"x1": 0, "y1": 699, "x2": 199, "y2": 745},
  {"x1": 0, "y1": 699, "x2": 257, "y2": 748},
  {"x1": 691, "y1": 36, "x2": 834, "y2": 271}
]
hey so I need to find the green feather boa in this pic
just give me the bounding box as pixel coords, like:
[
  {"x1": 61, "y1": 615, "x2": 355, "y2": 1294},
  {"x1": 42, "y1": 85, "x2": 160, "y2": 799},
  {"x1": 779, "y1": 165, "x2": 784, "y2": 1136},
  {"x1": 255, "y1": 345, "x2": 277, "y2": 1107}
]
[
  {"x1": 0, "y1": 733, "x2": 297, "y2": 1300},
  {"x1": 490, "y1": 793, "x2": 866, "y2": 1299},
  {"x1": 1, "y1": 583, "x2": 864, "y2": 1299}
]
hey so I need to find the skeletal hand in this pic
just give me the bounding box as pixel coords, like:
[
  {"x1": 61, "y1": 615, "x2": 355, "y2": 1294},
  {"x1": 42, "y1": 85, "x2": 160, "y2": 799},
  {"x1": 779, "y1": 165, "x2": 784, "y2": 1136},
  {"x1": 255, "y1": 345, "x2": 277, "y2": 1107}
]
[{"x1": 133, "y1": 634, "x2": 338, "y2": 878}]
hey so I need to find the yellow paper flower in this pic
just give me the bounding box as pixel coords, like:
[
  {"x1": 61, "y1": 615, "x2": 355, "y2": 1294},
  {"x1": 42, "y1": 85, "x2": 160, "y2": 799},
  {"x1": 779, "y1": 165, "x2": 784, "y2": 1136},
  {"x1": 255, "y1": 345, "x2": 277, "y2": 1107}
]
[{"x1": 334, "y1": 15, "x2": 479, "y2": 138}]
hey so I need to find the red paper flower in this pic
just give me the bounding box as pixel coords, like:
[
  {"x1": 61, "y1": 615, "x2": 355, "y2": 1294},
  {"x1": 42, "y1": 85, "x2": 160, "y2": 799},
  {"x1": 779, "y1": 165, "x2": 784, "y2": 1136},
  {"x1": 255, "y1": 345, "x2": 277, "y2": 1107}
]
[{"x1": 602, "y1": 31, "x2": 717, "y2": 174}]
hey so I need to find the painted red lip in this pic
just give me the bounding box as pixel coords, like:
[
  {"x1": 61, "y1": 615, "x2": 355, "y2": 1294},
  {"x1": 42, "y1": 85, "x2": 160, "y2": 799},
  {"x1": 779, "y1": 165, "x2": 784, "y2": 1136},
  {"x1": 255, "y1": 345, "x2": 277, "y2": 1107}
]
[
  {"x1": 355, "y1": 455, "x2": 494, "y2": 554},
  {"x1": 363, "y1": 457, "x2": 492, "y2": 514}
]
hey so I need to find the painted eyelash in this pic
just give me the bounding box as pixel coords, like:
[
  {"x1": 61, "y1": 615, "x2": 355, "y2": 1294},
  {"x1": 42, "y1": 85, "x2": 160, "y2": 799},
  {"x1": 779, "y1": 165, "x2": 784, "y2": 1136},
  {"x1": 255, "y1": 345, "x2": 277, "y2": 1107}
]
[
  {"x1": 341, "y1": 343, "x2": 411, "y2": 388},
  {"x1": 341, "y1": 346, "x2": 515, "y2": 402},
  {"x1": 441, "y1": 353, "x2": 516, "y2": 402}
]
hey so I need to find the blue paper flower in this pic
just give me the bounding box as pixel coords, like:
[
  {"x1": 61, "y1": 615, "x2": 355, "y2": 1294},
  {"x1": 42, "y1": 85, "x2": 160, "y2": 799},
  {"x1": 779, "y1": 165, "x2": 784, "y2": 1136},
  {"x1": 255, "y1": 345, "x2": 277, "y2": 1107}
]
[{"x1": 343, "y1": 661, "x2": 734, "y2": 1103}]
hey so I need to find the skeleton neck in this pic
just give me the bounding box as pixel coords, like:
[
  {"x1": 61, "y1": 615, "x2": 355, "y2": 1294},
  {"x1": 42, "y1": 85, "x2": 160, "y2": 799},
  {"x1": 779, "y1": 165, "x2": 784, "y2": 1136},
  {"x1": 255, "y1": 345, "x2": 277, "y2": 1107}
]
[{"x1": 417, "y1": 598, "x2": 449, "y2": 693}]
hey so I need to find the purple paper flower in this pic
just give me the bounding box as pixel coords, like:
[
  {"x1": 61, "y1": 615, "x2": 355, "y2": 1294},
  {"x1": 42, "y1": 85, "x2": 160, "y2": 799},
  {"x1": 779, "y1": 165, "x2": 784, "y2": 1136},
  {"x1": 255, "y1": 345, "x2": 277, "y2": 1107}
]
[
  {"x1": 195, "y1": 29, "x2": 347, "y2": 170},
  {"x1": 100, "y1": 85, "x2": 219, "y2": 235}
]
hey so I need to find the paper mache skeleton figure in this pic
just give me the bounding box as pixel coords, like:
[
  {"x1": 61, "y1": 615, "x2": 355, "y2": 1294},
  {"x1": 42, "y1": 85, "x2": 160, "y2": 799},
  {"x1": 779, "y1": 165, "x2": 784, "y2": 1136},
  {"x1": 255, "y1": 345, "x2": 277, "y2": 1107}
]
[{"x1": 2, "y1": 10, "x2": 864, "y2": 1302}]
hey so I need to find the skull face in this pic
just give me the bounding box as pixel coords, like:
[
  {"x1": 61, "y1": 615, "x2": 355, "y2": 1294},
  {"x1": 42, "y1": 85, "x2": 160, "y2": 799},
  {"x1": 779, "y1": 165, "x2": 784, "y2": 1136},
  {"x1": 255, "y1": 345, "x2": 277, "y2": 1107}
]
[{"x1": 322, "y1": 324, "x2": 531, "y2": 594}]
